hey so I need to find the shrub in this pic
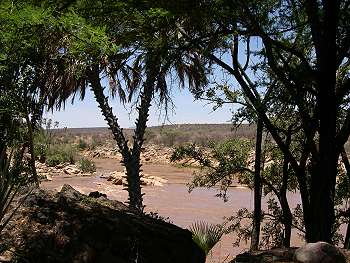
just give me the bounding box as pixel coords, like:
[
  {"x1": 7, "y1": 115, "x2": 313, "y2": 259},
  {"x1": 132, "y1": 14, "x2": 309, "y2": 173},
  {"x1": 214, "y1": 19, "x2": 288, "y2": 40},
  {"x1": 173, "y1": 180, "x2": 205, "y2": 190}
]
[
  {"x1": 90, "y1": 135, "x2": 104, "y2": 149},
  {"x1": 0, "y1": 148, "x2": 34, "y2": 234},
  {"x1": 45, "y1": 144, "x2": 77, "y2": 166},
  {"x1": 159, "y1": 129, "x2": 180, "y2": 147},
  {"x1": 189, "y1": 221, "x2": 224, "y2": 256},
  {"x1": 78, "y1": 138, "x2": 88, "y2": 150},
  {"x1": 78, "y1": 158, "x2": 96, "y2": 173},
  {"x1": 33, "y1": 119, "x2": 59, "y2": 162},
  {"x1": 46, "y1": 155, "x2": 62, "y2": 167}
]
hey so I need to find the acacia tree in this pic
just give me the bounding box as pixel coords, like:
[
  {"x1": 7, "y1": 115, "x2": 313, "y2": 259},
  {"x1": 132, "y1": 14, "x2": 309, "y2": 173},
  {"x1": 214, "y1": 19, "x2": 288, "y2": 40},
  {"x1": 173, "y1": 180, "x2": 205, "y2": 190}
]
[
  {"x1": 163, "y1": 0, "x2": 350, "y2": 243},
  {"x1": 171, "y1": 131, "x2": 301, "y2": 248},
  {"x1": 194, "y1": 83, "x2": 267, "y2": 250}
]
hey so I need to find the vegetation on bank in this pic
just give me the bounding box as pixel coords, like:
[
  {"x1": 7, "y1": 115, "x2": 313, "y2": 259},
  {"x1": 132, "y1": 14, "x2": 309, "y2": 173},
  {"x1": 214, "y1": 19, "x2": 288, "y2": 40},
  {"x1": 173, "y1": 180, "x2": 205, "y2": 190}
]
[{"x1": 0, "y1": 0, "x2": 349, "y2": 261}]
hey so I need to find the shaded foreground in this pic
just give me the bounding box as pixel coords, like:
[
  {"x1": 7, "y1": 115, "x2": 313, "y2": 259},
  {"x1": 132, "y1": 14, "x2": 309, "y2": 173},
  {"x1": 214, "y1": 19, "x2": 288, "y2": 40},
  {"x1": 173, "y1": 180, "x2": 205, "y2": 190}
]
[
  {"x1": 234, "y1": 243, "x2": 349, "y2": 262},
  {"x1": 0, "y1": 185, "x2": 205, "y2": 263}
]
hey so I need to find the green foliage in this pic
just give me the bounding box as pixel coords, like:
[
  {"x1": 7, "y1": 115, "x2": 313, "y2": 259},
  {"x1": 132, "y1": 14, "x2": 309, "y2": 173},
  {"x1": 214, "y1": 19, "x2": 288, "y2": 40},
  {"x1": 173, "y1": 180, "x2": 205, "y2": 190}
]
[
  {"x1": 78, "y1": 158, "x2": 96, "y2": 173},
  {"x1": 159, "y1": 129, "x2": 181, "y2": 147},
  {"x1": 45, "y1": 155, "x2": 61, "y2": 167},
  {"x1": 224, "y1": 208, "x2": 253, "y2": 247},
  {"x1": 78, "y1": 139, "x2": 88, "y2": 150},
  {"x1": 0, "y1": 86, "x2": 36, "y2": 234},
  {"x1": 189, "y1": 221, "x2": 223, "y2": 256},
  {"x1": 33, "y1": 119, "x2": 58, "y2": 161},
  {"x1": 0, "y1": 148, "x2": 34, "y2": 234},
  {"x1": 45, "y1": 144, "x2": 77, "y2": 167},
  {"x1": 224, "y1": 202, "x2": 305, "y2": 249},
  {"x1": 171, "y1": 139, "x2": 253, "y2": 200}
]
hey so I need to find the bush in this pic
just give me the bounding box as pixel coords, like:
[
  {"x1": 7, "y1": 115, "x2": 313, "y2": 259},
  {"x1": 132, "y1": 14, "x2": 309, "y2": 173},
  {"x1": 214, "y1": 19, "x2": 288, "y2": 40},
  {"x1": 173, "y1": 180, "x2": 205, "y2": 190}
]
[
  {"x1": 159, "y1": 129, "x2": 181, "y2": 147},
  {"x1": 90, "y1": 135, "x2": 104, "y2": 149},
  {"x1": 0, "y1": 148, "x2": 34, "y2": 234},
  {"x1": 45, "y1": 144, "x2": 77, "y2": 166},
  {"x1": 78, "y1": 138, "x2": 88, "y2": 150},
  {"x1": 189, "y1": 221, "x2": 223, "y2": 256},
  {"x1": 46, "y1": 155, "x2": 62, "y2": 167},
  {"x1": 78, "y1": 158, "x2": 96, "y2": 173}
]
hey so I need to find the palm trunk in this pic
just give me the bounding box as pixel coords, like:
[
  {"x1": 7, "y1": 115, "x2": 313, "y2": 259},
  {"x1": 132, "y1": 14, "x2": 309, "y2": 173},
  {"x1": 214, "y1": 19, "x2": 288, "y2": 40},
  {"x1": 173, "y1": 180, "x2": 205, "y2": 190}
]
[
  {"x1": 87, "y1": 65, "x2": 138, "y2": 210},
  {"x1": 126, "y1": 60, "x2": 157, "y2": 212},
  {"x1": 88, "y1": 57, "x2": 159, "y2": 213},
  {"x1": 250, "y1": 118, "x2": 263, "y2": 250}
]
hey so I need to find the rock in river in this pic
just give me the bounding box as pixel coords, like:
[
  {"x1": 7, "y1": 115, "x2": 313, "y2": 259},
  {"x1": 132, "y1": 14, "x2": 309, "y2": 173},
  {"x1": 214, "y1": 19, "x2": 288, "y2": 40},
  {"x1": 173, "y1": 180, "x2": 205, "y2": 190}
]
[{"x1": 1, "y1": 185, "x2": 205, "y2": 263}]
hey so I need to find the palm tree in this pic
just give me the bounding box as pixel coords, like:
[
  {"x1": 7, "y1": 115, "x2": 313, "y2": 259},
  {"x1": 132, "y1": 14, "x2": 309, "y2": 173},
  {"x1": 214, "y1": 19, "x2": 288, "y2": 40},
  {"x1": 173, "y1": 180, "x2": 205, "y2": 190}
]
[{"x1": 34, "y1": 2, "x2": 209, "y2": 212}]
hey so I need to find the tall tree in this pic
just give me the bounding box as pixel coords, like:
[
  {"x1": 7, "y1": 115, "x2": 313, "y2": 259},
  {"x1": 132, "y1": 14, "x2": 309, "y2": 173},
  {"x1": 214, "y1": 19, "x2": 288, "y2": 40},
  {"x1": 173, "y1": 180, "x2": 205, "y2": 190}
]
[
  {"x1": 23, "y1": 0, "x2": 208, "y2": 212},
  {"x1": 166, "y1": 0, "x2": 350, "y2": 243}
]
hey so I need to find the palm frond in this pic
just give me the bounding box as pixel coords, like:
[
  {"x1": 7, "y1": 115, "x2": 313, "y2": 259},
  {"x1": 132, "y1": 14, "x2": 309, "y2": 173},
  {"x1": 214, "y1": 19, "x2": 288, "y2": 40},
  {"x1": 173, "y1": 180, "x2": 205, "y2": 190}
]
[{"x1": 189, "y1": 221, "x2": 224, "y2": 255}]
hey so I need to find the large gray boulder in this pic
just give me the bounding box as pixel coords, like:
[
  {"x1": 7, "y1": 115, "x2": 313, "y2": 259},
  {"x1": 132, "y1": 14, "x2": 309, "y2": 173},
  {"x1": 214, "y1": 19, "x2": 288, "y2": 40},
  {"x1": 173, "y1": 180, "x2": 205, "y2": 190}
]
[
  {"x1": 1, "y1": 185, "x2": 205, "y2": 263},
  {"x1": 294, "y1": 241, "x2": 346, "y2": 263}
]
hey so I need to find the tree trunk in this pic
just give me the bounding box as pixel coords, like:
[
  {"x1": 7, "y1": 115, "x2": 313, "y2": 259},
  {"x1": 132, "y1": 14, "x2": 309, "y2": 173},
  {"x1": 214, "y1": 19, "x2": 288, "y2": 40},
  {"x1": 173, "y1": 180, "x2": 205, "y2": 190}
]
[
  {"x1": 126, "y1": 57, "x2": 158, "y2": 212},
  {"x1": 25, "y1": 114, "x2": 38, "y2": 183},
  {"x1": 250, "y1": 117, "x2": 263, "y2": 250},
  {"x1": 309, "y1": 94, "x2": 337, "y2": 243},
  {"x1": 88, "y1": 65, "x2": 141, "y2": 211},
  {"x1": 306, "y1": 0, "x2": 339, "y2": 243},
  {"x1": 281, "y1": 129, "x2": 292, "y2": 247},
  {"x1": 341, "y1": 148, "x2": 350, "y2": 248},
  {"x1": 88, "y1": 56, "x2": 159, "y2": 213}
]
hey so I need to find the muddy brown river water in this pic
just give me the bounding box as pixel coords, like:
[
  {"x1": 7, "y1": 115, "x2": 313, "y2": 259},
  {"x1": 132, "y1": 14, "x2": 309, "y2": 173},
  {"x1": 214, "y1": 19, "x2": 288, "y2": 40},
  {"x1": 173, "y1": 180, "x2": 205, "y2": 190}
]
[{"x1": 41, "y1": 158, "x2": 305, "y2": 262}]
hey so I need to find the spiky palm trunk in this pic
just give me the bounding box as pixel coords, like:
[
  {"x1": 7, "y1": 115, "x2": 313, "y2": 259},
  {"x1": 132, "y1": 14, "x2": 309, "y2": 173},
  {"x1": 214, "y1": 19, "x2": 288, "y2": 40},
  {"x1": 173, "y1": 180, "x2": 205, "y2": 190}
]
[{"x1": 87, "y1": 57, "x2": 159, "y2": 213}]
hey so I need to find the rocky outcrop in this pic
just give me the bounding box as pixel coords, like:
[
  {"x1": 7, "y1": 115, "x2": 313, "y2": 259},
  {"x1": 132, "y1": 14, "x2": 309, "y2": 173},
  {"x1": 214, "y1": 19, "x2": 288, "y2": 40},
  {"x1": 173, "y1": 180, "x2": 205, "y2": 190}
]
[
  {"x1": 36, "y1": 161, "x2": 95, "y2": 180},
  {"x1": 102, "y1": 170, "x2": 168, "y2": 187},
  {"x1": 1, "y1": 185, "x2": 205, "y2": 263},
  {"x1": 232, "y1": 243, "x2": 349, "y2": 263},
  {"x1": 294, "y1": 242, "x2": 346, "y2": 263},
  {"x1": 85, "y1": 144, "x2": 173, "y2": 164}
]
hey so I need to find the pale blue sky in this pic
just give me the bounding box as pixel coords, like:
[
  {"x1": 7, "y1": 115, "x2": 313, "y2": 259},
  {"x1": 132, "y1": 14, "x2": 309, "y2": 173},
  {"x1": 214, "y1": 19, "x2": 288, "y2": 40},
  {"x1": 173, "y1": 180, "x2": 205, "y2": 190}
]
[
  {"x1": 45, "y1": 40, "x2": 262, "y2": 128},
  {"x1": 45, "y1": 84, "x2": 236, "y2": 128}
]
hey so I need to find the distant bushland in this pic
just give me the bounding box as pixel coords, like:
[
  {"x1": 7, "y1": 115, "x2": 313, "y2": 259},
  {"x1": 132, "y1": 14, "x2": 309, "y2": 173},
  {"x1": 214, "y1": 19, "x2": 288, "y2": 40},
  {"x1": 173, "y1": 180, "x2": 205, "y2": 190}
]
[{"x1": 52, "y1": 123, "x2": 257, "y2": 147}]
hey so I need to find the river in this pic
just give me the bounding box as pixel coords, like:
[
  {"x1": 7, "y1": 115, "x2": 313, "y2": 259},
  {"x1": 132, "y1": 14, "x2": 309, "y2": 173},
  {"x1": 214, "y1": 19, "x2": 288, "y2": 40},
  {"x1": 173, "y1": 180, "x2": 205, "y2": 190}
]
[{"x1": 41, "y1": 158, "x2": 306, "y2": 262}]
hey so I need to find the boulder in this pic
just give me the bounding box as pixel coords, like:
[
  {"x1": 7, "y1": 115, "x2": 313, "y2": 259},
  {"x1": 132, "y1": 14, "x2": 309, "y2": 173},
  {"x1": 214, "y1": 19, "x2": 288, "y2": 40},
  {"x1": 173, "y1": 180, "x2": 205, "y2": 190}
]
[
  {"x1": 233, "y1": 248, "x2": 296, "y2": 263},
  {"x1": 294, "y1": 242, "x2": 346, "y2": 263},
  {"x1": 63, "y1": 165, "x2": 80, "y2": 175},
  {"x1": 88, "y1": 191, "x2": 107, "y2": 199},
  {"x1": 1, "y1": 185, "x2": 205, "y2": 263}
]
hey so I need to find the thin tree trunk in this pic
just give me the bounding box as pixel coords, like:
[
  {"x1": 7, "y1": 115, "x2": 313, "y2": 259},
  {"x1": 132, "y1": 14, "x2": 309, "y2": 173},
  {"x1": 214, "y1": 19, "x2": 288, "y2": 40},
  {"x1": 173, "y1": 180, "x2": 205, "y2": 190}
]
[
  {"x1": 250, "y1": 117, "x2": 263, "y2": 250},
  {"x1": 126, "y1": 57, "x2": 158, "y2": 212},
  {"x1": 341, "y1": 148, "x2": 350, "y2": 248},
  {"x1": 280, "y1": 165, "x2": 292, "y2": 247},
  {"x1": 88, "y1": 57, "x2": 159, "y2": 213},
  {"x1": 281, "y1": 129, "x2": 292, "y2": 247},
  {"x1": 87, "y1": 65, "x2": 139, "y2": 210},
  {"x1": 25, "y1": 114, "x2": 38, "y2": 183}
]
